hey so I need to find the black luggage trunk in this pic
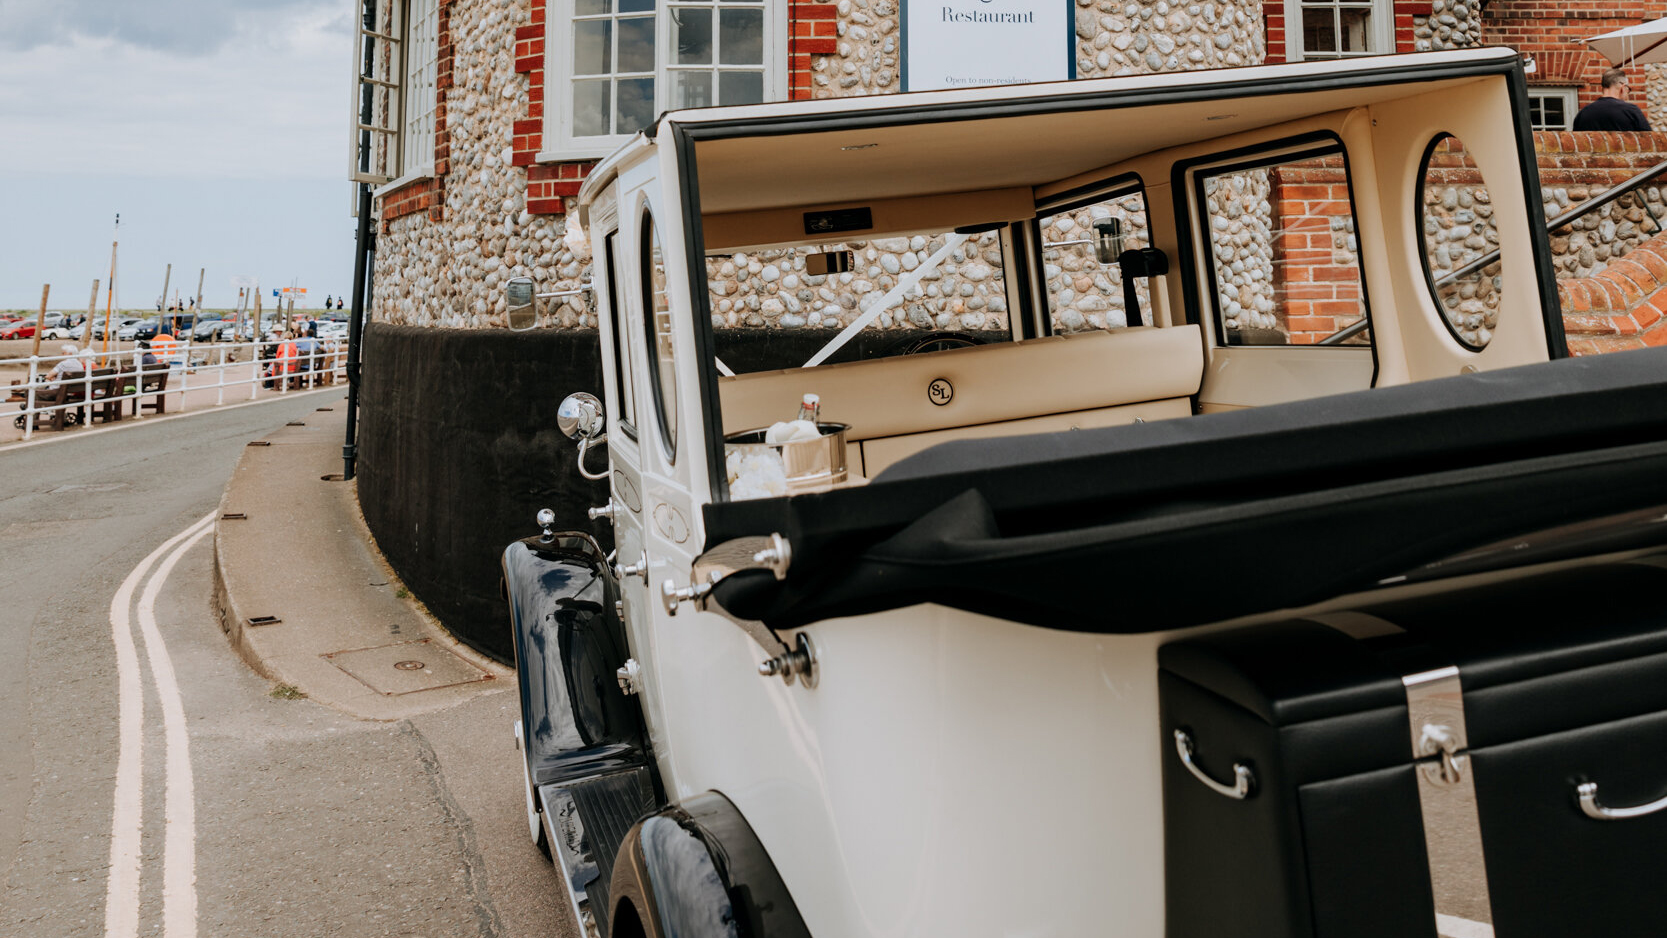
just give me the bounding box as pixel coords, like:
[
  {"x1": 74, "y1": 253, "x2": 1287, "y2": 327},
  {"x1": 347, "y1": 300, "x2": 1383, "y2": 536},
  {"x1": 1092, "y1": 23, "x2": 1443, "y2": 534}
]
[{"x1": 1158, "y1": 561, "x2": 1667, "y2": 938}]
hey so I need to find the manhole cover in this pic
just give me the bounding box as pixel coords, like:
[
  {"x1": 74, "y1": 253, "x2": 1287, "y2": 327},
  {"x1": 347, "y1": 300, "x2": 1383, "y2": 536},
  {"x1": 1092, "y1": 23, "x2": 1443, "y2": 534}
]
[{"x1": 322, "y1": 639, "x2": 492, "y2": 696}]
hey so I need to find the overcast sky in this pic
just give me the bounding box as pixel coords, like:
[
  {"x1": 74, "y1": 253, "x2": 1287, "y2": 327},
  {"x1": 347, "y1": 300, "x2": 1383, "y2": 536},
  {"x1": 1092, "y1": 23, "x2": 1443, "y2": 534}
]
[{"x1": 0, "y1": 0, "x2": 358, "y2": 310}]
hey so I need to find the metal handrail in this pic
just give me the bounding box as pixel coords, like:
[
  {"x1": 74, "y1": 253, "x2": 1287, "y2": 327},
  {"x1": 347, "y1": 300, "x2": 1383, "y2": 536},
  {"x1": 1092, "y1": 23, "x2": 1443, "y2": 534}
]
[
  {"x1": 1432, "y1": 157, "x2": 1667, "y2": 290},
  {"x1": 1316, "y1": 318, "x2": 1370, "y2": 346}
]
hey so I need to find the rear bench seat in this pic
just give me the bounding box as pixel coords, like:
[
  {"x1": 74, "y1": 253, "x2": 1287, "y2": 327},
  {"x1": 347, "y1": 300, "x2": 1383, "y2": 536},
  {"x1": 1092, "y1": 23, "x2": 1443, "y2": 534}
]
[{"x1": 718, "y1": 325, "x2": 1205, "y2": 476}]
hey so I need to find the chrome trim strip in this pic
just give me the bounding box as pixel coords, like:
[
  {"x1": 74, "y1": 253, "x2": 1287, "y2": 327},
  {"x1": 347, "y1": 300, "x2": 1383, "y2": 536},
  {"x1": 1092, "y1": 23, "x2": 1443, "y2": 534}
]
[
  {"x1": 1403, "y1": 665, "x2": 1495, "y2": 935},
  {"x1": 1576, "y1": 780, "x2": 1667, "y2": 820},
  {"x1": 538, "y1": 784, "x2": 603, "y2": 938},
  {"x1": 1172, "y1": 729, "x2": 1254, "y2": 800}
]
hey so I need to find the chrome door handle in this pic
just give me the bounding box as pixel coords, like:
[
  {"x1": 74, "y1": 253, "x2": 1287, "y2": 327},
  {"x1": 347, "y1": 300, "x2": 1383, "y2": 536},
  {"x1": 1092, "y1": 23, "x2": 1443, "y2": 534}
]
[
  {"x1": 1576, "y1": 781, "x2": 1667, "y2": 820},
  {"x1": 1174, "y1": 730, "x2": 1254, "y2": 800}
]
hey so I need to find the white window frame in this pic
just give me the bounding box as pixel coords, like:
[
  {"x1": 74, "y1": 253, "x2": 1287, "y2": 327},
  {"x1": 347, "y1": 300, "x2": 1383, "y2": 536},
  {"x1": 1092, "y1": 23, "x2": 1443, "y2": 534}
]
[
  {"x1": 1282, "y1": 0, "x2": 1394, "y2": 62},
  {"x1": 1527, "y1": 87, "x2": 1578, "y2": 131},
  {"x1": 540, "y1": 0, "x2": 786, "y2": 162},
  {"x1": 369, "y1": 0, "x2": 440, "y2": 198}
]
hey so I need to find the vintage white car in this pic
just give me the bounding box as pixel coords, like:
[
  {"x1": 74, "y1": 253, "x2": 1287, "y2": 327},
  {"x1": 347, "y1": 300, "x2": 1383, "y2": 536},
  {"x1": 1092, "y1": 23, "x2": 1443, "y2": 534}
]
[{"x1": 503, "y1": 48, "x2": 1667, "y2": 938}]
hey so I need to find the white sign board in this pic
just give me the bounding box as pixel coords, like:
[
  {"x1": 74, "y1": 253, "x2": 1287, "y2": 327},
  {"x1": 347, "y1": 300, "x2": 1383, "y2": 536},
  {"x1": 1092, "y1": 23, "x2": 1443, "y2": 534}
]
[
  {"x1": 901, "y1": 0, "x2": 1073, "y2": 92},
  {"x1": 230, "y1": 275, "x2": 257, "y2": 288}
]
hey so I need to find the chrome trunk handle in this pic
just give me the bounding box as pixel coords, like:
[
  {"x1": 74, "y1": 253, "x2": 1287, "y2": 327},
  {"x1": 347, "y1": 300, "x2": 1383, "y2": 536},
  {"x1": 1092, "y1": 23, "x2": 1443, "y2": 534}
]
[
  {"x1": 1576, "y1": 781, "x2": 1667, "y2": 820},
  {"x1": 1173, "y1": 730, "x2": 1254, "y2": 800}
]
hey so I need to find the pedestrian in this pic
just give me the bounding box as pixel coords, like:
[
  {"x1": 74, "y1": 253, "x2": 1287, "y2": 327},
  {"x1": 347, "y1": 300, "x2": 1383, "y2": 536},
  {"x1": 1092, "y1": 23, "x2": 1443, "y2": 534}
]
[
  {"x1": 336, "y1": 297, "x2": 344, "y2": 310},
  {"x1": 1574, "y1": 69, "x2": 1651, "y2": 131},
  {"x1": 325, "y1": 294, "x2": 332, "y2": 308}
]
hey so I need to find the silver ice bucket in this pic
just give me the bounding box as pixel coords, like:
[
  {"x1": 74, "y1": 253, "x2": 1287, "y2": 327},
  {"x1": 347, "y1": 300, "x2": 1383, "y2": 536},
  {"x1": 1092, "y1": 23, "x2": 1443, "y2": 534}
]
[{"x1": 724, "y1": 422, "x2": 849, "y2": 494}]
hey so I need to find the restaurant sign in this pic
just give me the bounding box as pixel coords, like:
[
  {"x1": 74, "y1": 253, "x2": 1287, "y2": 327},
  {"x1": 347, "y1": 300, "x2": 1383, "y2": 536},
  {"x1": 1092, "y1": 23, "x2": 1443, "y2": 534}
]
[{"x1": 900, "y1": 0, "x2": 1075, "y2": 92}]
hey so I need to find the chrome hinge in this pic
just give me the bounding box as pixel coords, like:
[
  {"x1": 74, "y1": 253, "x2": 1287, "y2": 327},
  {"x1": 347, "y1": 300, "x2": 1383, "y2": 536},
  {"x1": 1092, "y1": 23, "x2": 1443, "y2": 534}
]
[
  {"x1": 616, "y1": 551, "x2": 648, "y2": 583},
  {"x1": 616, "y1": 658, "x2": 641, "y2": 695}
]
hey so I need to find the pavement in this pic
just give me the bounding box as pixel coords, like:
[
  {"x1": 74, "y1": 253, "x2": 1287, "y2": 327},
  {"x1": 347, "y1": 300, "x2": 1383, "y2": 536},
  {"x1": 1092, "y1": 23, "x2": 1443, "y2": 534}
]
[{"x1": 211, "y1": 401, "x2": 512, "y2": 721}]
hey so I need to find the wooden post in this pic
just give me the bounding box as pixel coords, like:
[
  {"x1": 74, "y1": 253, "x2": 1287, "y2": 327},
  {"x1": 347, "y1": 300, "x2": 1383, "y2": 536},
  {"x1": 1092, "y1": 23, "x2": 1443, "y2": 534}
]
[
  {"x1": 195, "y1": 268, "x2": 205, "y2": 317},
  {"x1": 102, "y1": 215, "x2": 119, "y2": 359},
  {"x1": 30, "y1": 284, "x2": 49, "y2": 357},
  {"x1": 83, "y1": 279, "x2": 99, "y2": 350},
  {"x1": 160, "y1": 262, "x2": 172, "y2": 318}
]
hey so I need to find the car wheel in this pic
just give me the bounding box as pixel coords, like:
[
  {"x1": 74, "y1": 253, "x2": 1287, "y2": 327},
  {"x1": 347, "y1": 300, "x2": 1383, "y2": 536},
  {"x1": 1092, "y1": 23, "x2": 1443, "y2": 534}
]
[
  {"x1": 882, "y1": 330, "x2": 988, "y2": 356},
  {"x1": 514, "y1": 721, "x2": 552, "y2": 859}
]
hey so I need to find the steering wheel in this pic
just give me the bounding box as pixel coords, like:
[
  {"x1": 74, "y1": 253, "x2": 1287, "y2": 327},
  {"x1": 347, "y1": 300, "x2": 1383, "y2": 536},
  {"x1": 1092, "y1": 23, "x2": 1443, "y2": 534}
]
[{"x1": 882, "y1": 331, "x2": 987, "y2": 356}]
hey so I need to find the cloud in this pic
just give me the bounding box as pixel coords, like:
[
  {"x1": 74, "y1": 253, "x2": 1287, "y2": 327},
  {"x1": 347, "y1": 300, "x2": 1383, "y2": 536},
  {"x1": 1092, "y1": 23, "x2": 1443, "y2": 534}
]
[
  {"x1": 0, "y1": 0, "x2": 346, "y2": 56},
  {"x1": 0, "y1": 5, "x2": 354, "y2": 180}
]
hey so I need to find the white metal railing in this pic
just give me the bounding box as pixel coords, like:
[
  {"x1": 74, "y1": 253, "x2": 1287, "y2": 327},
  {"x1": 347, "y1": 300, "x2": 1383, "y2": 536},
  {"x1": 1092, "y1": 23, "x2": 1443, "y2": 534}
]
[{"x1": 8, "y1": 334, "x2": 347, "y2": 442}]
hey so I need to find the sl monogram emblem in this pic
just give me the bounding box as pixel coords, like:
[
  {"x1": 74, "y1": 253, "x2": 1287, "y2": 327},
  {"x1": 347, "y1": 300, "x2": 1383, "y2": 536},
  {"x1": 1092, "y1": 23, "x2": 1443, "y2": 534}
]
[{"x1": 928, "y1": 378, "x2": 953, "y2": 406}]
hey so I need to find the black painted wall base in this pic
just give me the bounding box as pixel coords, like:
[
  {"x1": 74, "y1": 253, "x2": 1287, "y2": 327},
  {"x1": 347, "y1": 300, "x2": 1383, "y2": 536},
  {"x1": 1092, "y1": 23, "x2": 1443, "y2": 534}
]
[{"x1": 357, "y1": 323, "x2": 611, "y2": 662}]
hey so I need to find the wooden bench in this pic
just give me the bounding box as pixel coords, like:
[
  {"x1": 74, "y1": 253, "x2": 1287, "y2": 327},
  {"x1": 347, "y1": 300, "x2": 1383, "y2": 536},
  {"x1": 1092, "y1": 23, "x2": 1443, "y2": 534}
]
[
  {"x1": 132, "y1": 367, "x2": 170, "y2": 416},
  {"x1": 718, "y1": 325, "x2": 1205, "y2": 477}
]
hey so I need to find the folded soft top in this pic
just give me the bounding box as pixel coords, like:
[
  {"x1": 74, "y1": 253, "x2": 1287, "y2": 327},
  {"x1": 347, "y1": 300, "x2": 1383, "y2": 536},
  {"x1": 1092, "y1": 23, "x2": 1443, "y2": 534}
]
[{"x1": 703, "y1": 348, "x2": 1667, "y2": 632}]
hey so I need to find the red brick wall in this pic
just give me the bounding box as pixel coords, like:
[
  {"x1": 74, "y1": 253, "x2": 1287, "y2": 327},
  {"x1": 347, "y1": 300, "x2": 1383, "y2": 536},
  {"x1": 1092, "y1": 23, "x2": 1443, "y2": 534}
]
[
  {"x1": 1270, "y1": 157, "x2": 1365, "y2": 343},
  {"x1": 1484, "y1": 4, "x2": 1667, "y2": 116}
]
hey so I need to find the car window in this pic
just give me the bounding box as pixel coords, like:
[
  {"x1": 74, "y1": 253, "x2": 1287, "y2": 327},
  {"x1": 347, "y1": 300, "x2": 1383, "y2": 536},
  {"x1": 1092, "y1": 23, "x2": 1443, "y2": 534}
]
[
  {"x1": 642, "y1": 210, "x2": 678, "y2": 459},
  {"x1": 1039, "y1": 187, "x2": 1151, "y2": 333},
  {"x1": 1196, "y1": 145, "x2": 1372, "y2": 348},
  {"x1": 1418, "y1": 134, "x2": 1499, "y2": 350}
]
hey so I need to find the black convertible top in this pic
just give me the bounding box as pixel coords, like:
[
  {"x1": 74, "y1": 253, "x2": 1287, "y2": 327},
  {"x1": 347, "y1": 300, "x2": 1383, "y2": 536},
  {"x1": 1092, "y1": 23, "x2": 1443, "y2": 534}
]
[{"x1": 703, "y1": 348, "x2": 1667, "y2": 632}]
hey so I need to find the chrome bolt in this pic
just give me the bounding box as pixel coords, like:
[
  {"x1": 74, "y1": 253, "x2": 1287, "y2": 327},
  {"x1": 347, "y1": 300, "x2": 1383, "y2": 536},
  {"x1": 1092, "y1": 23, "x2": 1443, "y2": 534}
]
[
  {"x1": 758, "y1": 633, "x2": 818, "y2": 688},
  {"x1": 588, "y1": 500, "x2": 619, "y2": 522}
]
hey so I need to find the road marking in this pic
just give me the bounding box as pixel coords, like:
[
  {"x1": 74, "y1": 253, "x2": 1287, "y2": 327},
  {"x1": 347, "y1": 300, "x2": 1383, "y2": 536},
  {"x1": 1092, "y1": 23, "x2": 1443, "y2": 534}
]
[
  {"x1": 139, "y1": 522, "x2": 213, "y2": 938},
  {"x1": 104, "y1": 513, "x2": 213, "y2": 938}
]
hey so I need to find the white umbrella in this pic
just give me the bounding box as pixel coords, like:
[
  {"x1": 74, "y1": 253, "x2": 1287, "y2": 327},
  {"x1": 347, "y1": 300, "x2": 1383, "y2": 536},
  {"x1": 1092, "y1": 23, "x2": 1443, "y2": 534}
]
[{"x1": 1585, "y1": 18, "x2": 1667, "y2": 68}]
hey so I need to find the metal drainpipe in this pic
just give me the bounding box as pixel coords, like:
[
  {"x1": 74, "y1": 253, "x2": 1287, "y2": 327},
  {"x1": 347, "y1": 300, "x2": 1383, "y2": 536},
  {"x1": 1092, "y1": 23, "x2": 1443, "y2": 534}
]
[
  {"x1": 343, "y1": 185, "x2": 373, "y2": 480},
  {"x1": 343, "y1": 0, "x2": 378, "y2": 481}
]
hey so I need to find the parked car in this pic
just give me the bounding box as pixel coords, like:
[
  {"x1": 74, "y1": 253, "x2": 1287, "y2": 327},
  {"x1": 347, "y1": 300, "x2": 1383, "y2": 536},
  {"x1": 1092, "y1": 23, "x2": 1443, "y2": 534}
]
[
  {"x1": 91, "y1": 317, "x2": 143, "y2": 341},
  {"x1": 498, "y1": 48, "x2": 1667, "y2": 938},
  {"x1": 190, "y1": 318, "x2": 225, "y2": 341},
  {"x1": 0, "y1": 320, "x2": 36, "y2": 339},
  {"x1": 124, "y1": 319, "x2": 159, "y2": 342}
]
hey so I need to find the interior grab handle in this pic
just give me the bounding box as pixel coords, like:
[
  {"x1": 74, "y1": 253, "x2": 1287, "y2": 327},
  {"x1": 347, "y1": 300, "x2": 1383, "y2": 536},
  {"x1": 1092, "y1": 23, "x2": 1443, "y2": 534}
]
[
  {"x1": 1576, "y1": 781, "x2": 1667, "y2": 820},
  {"x1": 1174, "y1": 730, "x2": 1254, "y2": 800}
]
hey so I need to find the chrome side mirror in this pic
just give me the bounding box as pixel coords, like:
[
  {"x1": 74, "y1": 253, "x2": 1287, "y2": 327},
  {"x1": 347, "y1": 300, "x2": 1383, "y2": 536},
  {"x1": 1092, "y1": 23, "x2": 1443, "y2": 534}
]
[
  {"x1": 506, "y1": 277, "x2": 537, "y2": 331},
  {"x1": 557, "y1": 391, "x2": 609, "y2": 480}
]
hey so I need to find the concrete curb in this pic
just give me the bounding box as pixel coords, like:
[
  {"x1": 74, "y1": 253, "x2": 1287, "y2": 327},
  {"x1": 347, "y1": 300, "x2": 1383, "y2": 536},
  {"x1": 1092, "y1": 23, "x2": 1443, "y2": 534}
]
[{"x1": 211, "y1": 403, "x2": 511, "y2": 721}]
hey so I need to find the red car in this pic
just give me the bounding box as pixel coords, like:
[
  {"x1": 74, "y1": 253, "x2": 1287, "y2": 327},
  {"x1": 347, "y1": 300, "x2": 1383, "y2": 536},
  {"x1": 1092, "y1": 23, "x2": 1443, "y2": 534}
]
[{"x1": 0, "y1": 320, "x2": 37, "y2": 339}]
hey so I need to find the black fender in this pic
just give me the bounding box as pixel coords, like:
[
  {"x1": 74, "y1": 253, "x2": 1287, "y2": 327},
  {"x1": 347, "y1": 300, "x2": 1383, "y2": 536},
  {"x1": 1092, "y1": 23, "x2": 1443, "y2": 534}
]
[
  {"x1": 609, "y1": 792, "x2": 812, "y2": 938},
  {"x1": 503, "y1": 532, "x2": 652, "y2": 785}
]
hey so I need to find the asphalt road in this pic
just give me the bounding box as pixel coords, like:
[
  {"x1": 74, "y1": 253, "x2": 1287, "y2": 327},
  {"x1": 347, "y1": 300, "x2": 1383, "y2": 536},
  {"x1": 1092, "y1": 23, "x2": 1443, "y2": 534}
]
[{"x1": 0, "y1": 395, "x2": 567, "y2": 937}]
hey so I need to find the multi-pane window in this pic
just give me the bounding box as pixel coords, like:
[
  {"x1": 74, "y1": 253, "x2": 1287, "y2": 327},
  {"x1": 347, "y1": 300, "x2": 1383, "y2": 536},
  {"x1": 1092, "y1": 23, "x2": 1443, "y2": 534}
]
[
  {"x1": 573, "y1": 0, "x2": 657, "y2": 138},
  {"x1": 549, "y1": 0, "x2": 777, "y2": 158},
  {"x1": 401, "y1": 0, "x2": 440, "y2": 177},
  {"x1": 667, "y1": 2, "x2": 767, "y2": 110},
  {"x1": 1527, "y1": 89, "x2": 1577, "y2": 131},
  {"x1": 1286, "y1": 0, "x2": 1390, "y2": 61}
]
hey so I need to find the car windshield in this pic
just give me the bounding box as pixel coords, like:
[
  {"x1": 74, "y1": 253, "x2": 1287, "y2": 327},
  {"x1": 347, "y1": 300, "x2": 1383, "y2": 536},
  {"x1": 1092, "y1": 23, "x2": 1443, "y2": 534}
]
[{"x1": 706, "y1": 228, "x2": 1016, "y2": 376}]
